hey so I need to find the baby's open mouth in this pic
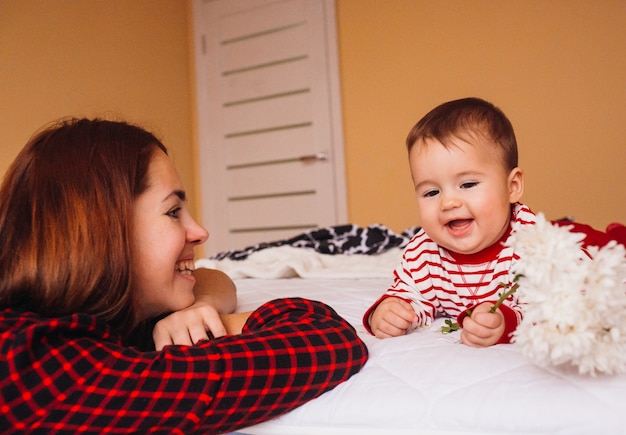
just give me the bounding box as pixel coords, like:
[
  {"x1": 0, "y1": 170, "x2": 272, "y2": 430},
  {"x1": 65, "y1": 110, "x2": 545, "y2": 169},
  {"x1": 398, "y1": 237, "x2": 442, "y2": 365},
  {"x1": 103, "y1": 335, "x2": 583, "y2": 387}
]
[
  {"x1": 446, "y1": 219, "x2": 473, "y2": 235},
  {"x1": 447, "y1": 219, "x2": 472, "y2": 228}
]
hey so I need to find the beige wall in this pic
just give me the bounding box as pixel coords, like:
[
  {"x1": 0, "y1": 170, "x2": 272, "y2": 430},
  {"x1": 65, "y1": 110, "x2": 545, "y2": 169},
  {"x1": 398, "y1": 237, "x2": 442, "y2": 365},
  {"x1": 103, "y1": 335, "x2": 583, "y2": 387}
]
[
  {"x1": 2, "y1": 1, "x2": 625, "y2": 238},
  {"x1": 337, "y1": 0, "x2": 626, "y2": 232},
  {"x1": 0, "y1": 0, "x2": 198, "y2": 215}
]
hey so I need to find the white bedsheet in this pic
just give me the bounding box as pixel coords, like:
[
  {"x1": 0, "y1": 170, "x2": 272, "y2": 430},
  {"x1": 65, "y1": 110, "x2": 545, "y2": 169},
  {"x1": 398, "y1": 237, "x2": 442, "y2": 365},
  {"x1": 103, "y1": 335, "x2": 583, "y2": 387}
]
[{"x1": 230, "y1": 277, "x2": 626, "y2": 435}]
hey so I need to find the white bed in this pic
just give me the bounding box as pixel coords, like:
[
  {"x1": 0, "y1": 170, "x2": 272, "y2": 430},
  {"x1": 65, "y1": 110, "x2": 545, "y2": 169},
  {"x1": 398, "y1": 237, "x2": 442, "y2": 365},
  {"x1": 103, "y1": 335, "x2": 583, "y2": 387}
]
[
  {"x1": 197, "y1": 244, "x2": 626, "y2": 435},
  {"x1": 230, "y1": 277, "x2": 626, "y2": 435}
]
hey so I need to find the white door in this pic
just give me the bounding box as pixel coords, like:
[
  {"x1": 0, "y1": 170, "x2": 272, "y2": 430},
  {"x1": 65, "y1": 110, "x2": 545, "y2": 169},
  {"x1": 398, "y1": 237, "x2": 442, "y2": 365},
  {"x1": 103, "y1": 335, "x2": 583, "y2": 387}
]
[{"x1": 192, "y1": 0, "x2": 347, "y2": 255}]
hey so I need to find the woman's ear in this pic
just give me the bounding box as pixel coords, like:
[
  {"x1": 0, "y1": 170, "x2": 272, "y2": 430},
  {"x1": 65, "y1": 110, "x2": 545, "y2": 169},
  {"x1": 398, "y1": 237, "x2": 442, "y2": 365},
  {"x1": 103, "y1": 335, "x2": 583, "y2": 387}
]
[{"x1": 507, "y1": 167, "x2": 524, "y2": 203}]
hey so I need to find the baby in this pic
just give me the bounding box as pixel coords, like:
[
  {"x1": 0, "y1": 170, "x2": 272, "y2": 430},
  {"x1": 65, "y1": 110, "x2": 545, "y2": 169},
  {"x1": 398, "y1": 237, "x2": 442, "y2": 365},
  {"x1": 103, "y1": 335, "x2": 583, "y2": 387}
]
[{"x1": 363, "y1": 97, "x2": 535, "y2": 347}]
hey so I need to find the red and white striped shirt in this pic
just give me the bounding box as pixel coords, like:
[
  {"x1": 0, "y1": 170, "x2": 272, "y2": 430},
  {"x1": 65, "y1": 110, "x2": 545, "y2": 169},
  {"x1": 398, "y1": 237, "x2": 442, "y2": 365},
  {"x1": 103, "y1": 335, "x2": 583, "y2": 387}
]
[{"x1": 364, "y1": 203, "x2": 536, "y2": 343}]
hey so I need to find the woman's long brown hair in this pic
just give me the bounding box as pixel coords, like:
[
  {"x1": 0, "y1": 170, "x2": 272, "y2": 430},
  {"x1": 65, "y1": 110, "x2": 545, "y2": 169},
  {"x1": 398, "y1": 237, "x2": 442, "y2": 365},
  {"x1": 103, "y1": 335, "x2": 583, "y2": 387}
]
[{"x1": 0, "y1": 118, "x2": 167, "y2": 335}]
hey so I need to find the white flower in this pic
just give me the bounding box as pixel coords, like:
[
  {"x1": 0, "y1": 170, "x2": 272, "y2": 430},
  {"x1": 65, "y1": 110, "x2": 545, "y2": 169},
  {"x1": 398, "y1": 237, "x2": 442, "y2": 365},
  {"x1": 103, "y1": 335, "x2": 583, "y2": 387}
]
[
  {"x1": 510, "y1": 214, "x2": 626, "y2": 376},
  {"x1": 509, "y1": 213, "x2": 587, "y2": 287}
]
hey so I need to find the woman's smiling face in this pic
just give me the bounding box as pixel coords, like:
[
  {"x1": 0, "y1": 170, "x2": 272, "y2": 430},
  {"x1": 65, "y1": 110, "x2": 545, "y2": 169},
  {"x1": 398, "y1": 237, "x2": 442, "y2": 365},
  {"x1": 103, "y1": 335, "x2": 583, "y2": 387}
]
[{"x1": 131, "y1": 151, "x2": 209, "y2": 321}]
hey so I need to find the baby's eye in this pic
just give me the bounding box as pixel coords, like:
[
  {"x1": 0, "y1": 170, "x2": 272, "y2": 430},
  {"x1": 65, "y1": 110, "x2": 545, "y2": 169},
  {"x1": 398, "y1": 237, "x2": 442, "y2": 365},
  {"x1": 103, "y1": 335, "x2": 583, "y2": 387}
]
[
  {"x1": 422, "y1": 189, "x2": 439, "y2": 198},
  {"x1": 166, "y1": 207, "x2": 182, "y2": 218},
  {"x1": 460, "y1": 182, "x2": 478, "y2": 189}
]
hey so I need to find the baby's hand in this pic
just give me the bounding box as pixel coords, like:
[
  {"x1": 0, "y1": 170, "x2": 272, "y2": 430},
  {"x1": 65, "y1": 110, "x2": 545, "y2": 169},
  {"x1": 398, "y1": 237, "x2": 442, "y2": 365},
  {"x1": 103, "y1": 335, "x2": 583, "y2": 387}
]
[
  {"x1": 460, "y1": 302, "x2": 505, "y2": 347},
  {"x1": 153, "y1": 302, "x2": 227, "y2": 351},
  {"x1": 369, "y1": 297, "x2": 417, "y2": 338}
]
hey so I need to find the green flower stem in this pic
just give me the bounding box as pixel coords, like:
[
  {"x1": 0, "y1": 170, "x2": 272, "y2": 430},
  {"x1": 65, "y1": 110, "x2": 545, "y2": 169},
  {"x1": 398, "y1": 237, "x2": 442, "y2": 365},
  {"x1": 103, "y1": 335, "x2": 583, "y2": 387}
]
[
  {"x1": 489, "y1": 282, "x2": 519, "y2": 313},
  {"x1": 440, "y1": 275, "x2": 522, "y2": 334}
]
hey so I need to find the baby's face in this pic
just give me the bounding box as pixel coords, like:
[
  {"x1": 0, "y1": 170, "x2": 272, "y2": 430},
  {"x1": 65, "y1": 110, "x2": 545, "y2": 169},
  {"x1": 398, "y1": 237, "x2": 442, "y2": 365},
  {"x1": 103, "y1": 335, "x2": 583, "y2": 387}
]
[{"x1": 409, "y1": 136, "x2": 523, "y2": 255}]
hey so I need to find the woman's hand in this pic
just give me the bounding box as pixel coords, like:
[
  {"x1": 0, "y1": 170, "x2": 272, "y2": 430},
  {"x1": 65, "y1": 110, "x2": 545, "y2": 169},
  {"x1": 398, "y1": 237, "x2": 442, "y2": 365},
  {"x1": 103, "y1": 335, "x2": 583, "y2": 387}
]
[
  {"x1": 153, "y1": 301, "x2": 227, "y2": 350},
  {"x1": 152, "y1": 268, "x2": 238, "y2": 350}
]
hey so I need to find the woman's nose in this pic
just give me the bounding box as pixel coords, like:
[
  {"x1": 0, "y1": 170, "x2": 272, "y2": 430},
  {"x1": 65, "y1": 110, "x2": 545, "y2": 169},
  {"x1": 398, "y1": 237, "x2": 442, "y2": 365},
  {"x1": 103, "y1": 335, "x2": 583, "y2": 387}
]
[{"x1": 187, "y1": 219, "x2": 209, "y2": 245}]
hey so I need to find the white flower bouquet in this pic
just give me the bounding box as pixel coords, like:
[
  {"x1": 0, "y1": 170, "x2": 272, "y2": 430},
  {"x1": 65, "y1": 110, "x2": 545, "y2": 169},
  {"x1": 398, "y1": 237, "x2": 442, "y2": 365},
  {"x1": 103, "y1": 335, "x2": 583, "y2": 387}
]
[{"x1": 510, "y1": 214, "x2": 626, "y2": 376}]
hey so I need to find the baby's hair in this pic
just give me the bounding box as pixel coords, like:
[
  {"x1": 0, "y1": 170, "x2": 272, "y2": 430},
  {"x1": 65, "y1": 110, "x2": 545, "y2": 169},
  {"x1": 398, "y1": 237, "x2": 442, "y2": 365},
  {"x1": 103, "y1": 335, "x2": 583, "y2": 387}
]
[{"x1": 406, "y1": 97, "x2": 518, "y2": 171}]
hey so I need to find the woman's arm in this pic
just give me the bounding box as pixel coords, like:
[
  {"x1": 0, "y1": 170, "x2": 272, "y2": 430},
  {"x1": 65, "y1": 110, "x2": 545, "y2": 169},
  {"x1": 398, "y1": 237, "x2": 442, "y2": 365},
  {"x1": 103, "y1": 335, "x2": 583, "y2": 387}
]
[
  {"x1": 187, "y1": 298, "x2": 369, "y2": 433},
  {"x1": 152, "y1": 268, "x2": 238, "y2": 349},
  {"x1": 219, "y1": 311, "x2": 252, "y2": 335},
  {"x1": 3, "y1": 298, "x2": 368, "y2": 434},
  {"x1": 193, "y1": 267, "x2": 237, "y2": 313}
]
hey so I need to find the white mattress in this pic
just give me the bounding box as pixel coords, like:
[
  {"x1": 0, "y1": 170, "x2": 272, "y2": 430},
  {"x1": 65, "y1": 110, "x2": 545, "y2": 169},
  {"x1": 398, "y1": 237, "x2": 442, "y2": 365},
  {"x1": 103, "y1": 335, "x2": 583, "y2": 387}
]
[{"x1": 232, "y1": 277, "x2": 626, "y2": 435}]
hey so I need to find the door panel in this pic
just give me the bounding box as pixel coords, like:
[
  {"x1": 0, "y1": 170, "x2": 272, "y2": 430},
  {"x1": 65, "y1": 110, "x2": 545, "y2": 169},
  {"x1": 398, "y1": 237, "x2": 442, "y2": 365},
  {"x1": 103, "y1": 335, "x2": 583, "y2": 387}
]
[
  {"x1": 219, "y1": 0, "x2": 304, "y2": 39},
  {"x1": 193, "y1": 0, "x2": 346, "y2": 254},
  {"x1": 227, "y1": 162, "x2": 317, "y2": 198},
  {"x1": 220, "y1": 25, "x2": 308, "y2": 73},
  {"x1": 229, "y1": 194, "x2": 316, "y2": 229},
  {"x1": 223, "y1": 61, "x2": 309, "y2": 103},
  {"x1": 222, "y1": 93, "x2": 312, "y2": 136},
  {"x1": 224, "y1": 128, "x2": 312, "y2": 166}
]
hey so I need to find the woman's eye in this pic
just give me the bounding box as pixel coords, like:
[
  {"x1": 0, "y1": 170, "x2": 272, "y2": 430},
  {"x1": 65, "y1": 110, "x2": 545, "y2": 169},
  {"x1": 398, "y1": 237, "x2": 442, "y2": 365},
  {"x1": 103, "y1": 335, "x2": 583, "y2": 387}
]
[
  {"x1": 460, "y1": 182, "x2": 478, "y2": 189},
  {"x1": 166, "y1": 207, "x2": 181, "y2": 218}
]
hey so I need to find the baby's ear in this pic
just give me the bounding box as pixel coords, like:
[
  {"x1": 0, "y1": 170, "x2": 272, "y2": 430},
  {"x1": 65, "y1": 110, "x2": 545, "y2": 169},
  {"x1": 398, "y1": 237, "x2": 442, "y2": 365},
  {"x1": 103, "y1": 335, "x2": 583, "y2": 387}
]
[{"x1": 507, "y1": 167, "x2": 524, "y2": 203}]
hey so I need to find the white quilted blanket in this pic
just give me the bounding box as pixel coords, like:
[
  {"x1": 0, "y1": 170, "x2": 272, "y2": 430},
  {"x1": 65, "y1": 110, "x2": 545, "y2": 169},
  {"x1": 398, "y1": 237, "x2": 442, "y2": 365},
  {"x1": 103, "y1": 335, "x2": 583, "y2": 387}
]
[
  {"x1": 227, "y1": 277, "x2": 626, "y2": 435},
  {"x1": 196, "y1": 247, "x2": 403, "y2": 279}
]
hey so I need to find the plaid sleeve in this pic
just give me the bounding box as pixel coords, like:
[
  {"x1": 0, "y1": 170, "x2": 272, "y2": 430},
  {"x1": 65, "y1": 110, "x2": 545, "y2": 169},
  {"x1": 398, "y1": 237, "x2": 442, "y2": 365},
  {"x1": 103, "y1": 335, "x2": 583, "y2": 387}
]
[{"x1": 0, "y1": 298, "x2": 368, "y2": 434}]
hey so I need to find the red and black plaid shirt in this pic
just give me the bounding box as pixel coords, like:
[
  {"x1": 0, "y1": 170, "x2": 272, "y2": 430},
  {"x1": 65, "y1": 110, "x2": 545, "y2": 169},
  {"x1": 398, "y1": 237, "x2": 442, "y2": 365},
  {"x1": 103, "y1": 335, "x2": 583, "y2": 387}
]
[{"x1": 0, "y1": 298, "x2": 368, "y2": 434}]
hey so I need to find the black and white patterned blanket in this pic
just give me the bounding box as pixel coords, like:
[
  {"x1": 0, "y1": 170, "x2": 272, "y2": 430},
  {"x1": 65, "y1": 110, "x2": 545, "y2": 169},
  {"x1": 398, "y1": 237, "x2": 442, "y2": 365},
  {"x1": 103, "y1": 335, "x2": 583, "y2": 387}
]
[{"x1": 211, "y1": 224, "x2": 421, "y2": 261}]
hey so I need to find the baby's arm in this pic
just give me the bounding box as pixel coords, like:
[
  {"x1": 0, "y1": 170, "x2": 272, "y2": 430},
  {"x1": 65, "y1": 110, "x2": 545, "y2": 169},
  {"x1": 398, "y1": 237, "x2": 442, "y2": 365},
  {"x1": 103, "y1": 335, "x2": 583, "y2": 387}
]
[
  {"x1": 369, "y1": 297, "x2": 418, "y2": 338},
  {"x1": 459, "y1": 302, "x2": 506, "y2": 347},
  {"x1": 153, "y1": 268, "x2": 237, "y2": 350}
]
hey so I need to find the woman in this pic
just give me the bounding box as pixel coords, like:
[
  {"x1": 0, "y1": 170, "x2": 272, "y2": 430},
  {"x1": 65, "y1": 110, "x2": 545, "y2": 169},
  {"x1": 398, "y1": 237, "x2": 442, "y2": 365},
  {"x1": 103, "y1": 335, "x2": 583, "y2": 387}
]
[{"x1": 0, "y1": 118, "x2": 368, "y2": 434}]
